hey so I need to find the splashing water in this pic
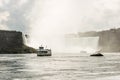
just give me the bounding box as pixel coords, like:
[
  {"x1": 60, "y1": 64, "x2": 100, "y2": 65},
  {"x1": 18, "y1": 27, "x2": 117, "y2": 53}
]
[
  {"x1": 27, "y1": 34, "x2": 99, "y2": 53},
  {"x1": 64, "y1": 37, "x2": 99, "y2": 53}
]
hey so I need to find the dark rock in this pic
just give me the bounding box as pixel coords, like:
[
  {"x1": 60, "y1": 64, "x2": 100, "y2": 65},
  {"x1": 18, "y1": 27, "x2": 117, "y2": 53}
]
[
  {"x1": 90, "y1": 53, "x2": 103, "y2": 56},
  {"x1": 0, "y1": 30, "x2": 37, "y2": 54}
]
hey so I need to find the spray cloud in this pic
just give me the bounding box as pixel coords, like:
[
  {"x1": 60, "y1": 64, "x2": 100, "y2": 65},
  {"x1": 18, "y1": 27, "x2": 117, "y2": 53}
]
[{"x1": 1, "y1": 0, "x2": 120, "y2": 52}]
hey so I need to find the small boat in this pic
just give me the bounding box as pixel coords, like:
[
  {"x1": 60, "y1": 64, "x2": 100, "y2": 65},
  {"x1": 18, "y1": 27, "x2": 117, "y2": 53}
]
[
  {"x1": 37, "y1": 46, "x2": 52, "y2": 56},
  {"x1": 90, "y1": 53, "x2": 103, "y2": 56}
]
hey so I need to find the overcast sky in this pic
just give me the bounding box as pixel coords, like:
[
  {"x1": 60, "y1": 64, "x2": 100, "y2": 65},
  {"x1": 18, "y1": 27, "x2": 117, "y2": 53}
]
[
  {"x1": 0, "y1": 0, "x2": 120, "y2": 34},
  {"x1": 1, "y1": 0, "x2": 120, "y2": 48}
]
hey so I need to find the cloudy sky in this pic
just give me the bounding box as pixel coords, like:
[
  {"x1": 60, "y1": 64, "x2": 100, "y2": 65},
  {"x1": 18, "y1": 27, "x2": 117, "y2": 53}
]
[
  {"x1": 1, "y1": 0, "x2": 120, "y2": 47},
  {"x1": 0, "y1": 0, "x2": 120, "y2": 33}
]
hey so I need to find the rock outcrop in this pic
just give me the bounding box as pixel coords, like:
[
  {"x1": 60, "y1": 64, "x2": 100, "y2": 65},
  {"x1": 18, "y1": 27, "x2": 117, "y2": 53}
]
[{"x1": 0, "y1": 30, "x2": 36, "y2": 53}]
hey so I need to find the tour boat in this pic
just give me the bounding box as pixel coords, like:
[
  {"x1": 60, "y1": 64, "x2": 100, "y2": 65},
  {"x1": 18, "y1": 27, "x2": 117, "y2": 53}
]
[{"x1": 37, "y1": 46, "x2": 52, "y2": 56}]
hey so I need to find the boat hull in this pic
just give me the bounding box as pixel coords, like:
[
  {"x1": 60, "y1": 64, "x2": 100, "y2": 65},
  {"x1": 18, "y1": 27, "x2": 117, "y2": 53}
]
[
  {"x1": 37, "y1": 50, "x2": 52, "y2": 56},
  {"x1": 37, "y1": 54, "x2": 52, "y2": 56},
  {"x1": 37, "y1": 54, "x2": 51, "y2": 56}
]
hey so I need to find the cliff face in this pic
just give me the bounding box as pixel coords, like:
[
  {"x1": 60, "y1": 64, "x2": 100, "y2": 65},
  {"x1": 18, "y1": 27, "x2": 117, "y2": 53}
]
[
  {"x1": 0, "y1": 30, "x2": 36, "y2": 53},
  {"x1": 68, "y1": 28, "x2": 120, "y2": 52},
  {"x1": 98, "y1": 29, "x2": 120, "y2": 52},
  {"x1": 0, "y1": 30, "x2": 23, "y2": 49}
]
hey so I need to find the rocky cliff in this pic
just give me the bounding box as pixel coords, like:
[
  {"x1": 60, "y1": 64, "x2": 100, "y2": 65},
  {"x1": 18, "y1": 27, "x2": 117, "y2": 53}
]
[{"x1": 0, "y1": 30, "x2": 36, "y2": 53}]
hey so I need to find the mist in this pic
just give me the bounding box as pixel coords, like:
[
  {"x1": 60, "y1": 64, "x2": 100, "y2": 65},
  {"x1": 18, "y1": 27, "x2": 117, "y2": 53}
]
[
  {"x1": 1, "y1": 0, "x2": 120, "y2": 52},
  {"x1": 28, "y1": 0, "x2": 120, "y2": 52}
]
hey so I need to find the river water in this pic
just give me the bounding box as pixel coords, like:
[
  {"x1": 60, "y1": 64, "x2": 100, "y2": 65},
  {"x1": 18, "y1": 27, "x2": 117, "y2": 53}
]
[{"x1": 0, "y1": 53, "x2": 120, "y2": 80}]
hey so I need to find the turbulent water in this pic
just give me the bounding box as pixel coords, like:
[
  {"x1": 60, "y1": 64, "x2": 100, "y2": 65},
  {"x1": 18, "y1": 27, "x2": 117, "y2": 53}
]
[{"x1": 0, "y1": 53, "x2": 120, "y2": 80}]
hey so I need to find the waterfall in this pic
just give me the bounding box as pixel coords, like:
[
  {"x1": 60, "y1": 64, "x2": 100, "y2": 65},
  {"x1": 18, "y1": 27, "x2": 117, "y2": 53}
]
[
  {"x1": 64, "y1": 37, "x2": 99, "y2": 53},
  {"x1": 22, "y1": 34, "x2": 29, "y2": 46}
]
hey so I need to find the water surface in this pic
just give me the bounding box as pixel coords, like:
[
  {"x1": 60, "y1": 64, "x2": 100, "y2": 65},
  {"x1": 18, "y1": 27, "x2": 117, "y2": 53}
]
[{"x1": 0, "y1": 53, "x2": 120, "y2": 80}]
